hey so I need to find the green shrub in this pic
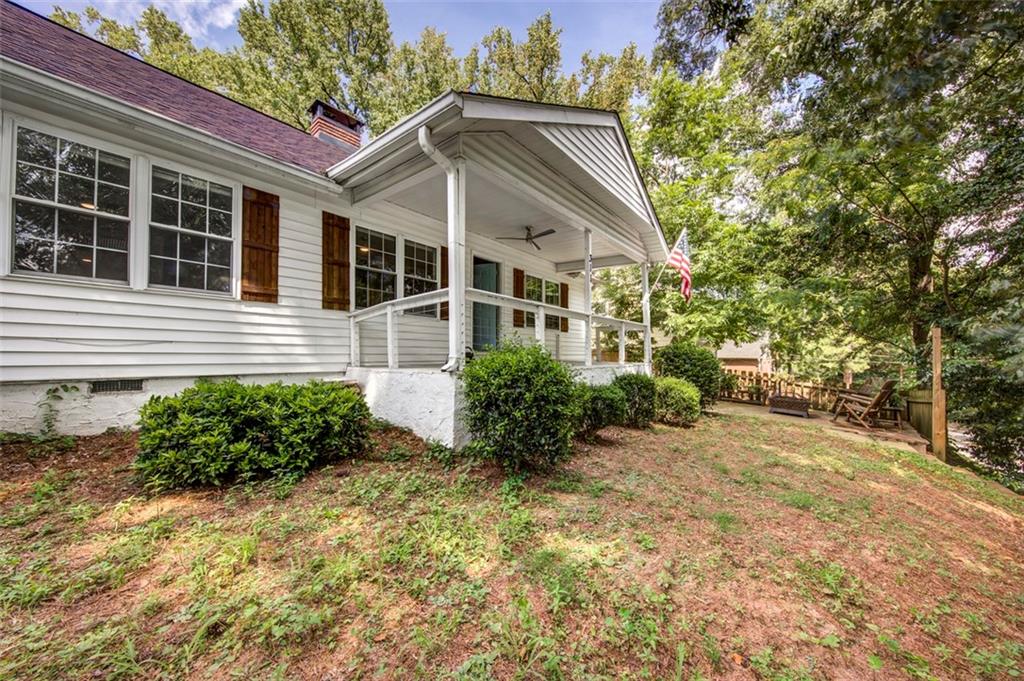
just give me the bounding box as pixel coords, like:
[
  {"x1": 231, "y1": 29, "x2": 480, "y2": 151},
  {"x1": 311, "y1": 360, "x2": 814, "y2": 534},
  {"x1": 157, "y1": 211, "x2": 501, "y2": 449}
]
[
  {"x1": 460, "y1": 341, "x2": 579, "y2": 471},
  {"x1": 654, "y1": 377, "x2": 701, "y2": 426},
  {"x1": 135, "y1": 380, "x2": 370, "y2": 491},
  {"x1": 654, "y1": 340, "x2": 723, "y2": 409},
  {"x1": 575, "y1": 383, "x2": 627, "y2": 440},
  {"x1": 611, "y1": 372, "x2": 656, "y2": 428}
]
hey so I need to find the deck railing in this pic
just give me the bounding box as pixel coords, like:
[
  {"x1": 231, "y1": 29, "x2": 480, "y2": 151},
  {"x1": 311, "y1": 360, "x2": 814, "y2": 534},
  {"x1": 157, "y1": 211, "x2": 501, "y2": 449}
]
[
  {"x1": 348, "y1": 287, "x2": 647, "y2": 369},
  {"x1": 720, "y1": 369, "x2": 847, "y2": 412}
]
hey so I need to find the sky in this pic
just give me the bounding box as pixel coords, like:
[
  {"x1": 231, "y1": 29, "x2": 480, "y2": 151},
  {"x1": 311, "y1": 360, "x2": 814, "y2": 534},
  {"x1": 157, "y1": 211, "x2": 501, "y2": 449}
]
[{"x1": 18, "y1": 0, "x2": 662, "y2": 67}]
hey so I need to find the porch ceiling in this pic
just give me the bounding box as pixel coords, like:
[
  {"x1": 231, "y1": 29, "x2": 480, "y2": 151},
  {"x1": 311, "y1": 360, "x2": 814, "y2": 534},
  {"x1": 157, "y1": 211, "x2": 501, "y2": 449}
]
[{"x1": 385, "y1": 168, "x2": 630, "y2": 268}]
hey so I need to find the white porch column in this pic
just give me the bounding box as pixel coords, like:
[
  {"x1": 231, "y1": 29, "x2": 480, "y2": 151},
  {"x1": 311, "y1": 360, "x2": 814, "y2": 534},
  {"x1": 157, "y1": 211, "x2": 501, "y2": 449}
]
[
  {"x1": 619, "y1": 322, "x2": 627, "y2": 365},
  {"x1": 535, "y1": 305, "x2": 546, "y2": 344},
  {"x1": 583, "y1": 229, "x2": 593, "y2": 367},
  {"x1": 446, "y1": 157, "x2": 467, "y2": 370},
  {"x1": 641, "y1": 262, "x2": 652, "y2": 374}
]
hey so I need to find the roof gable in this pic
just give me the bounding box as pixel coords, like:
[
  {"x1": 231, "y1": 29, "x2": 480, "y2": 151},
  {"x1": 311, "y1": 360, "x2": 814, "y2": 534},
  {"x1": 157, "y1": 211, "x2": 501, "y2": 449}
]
[{"x1": 0, "y1": 1, "x2": 350, "y2": 174}]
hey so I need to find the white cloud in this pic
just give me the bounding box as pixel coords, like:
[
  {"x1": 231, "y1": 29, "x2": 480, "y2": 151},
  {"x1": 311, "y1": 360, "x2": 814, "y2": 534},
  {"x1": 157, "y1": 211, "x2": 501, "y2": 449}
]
[{"x1": 92, "y1": 0, "x2": 246, "y2": 42}]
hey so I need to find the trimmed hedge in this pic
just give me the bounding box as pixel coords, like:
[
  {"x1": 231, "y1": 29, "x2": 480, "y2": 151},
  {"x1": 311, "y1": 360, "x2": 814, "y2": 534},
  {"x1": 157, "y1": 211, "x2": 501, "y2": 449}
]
[
  {"x1": 135, "y1": 379, "x2": 370, "y2": 491},
  {"x1": 575, "y1": 383, "x2": 627, "y2": 440},
  {"x1": 654, "y1": 340, "x2": 722, "y2": 409},
  {"x1": 461, "y1": 341, "x2": 580, "y2": 471},
  {"x1": 654, "y1": 377, "x2": 701, "y2": 426},
  {"x1": 611, "y1": 372, "x2": 656, "y2": 428}
]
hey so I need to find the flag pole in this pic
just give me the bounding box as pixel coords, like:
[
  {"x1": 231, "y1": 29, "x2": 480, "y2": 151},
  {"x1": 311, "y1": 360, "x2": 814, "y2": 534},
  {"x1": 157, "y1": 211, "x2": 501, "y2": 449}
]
[{"x1": 641, "y1": 261, "x2": 670, "y2": 306}]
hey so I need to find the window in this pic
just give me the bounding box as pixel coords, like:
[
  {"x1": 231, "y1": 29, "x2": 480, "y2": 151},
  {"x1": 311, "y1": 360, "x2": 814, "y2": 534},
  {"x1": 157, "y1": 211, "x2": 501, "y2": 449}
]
[
  {"x1": 354, "y1": 226, "x2": 396, "y2": 308},
  {"x1": 524, "y1": 274, "x2": 543, "y2": 327},
  {"x1": 148, "y1": 165, "x2": 234, "y2": 293},
  {"x1": 544, "y1": 280, "x2": 561, "y2": 329},
  {"x1": 11, "y1": 126, "x2": 130, "y2": 281},
  {"x1": 403, "y1": 239, "x2": 437, "y2": 316}
]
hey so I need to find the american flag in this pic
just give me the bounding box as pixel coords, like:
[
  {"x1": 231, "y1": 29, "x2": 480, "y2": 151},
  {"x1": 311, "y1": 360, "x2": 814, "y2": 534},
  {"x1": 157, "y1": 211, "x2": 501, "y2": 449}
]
[{"x1": 666, "y1": 229, "x2": 693, "y2": 302}]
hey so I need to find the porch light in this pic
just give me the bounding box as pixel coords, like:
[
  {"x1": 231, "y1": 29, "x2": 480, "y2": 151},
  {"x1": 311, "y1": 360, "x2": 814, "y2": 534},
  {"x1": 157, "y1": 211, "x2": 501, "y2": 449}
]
[{"x1": 80, "y1": 202, "x2": 96, "y2": 210}]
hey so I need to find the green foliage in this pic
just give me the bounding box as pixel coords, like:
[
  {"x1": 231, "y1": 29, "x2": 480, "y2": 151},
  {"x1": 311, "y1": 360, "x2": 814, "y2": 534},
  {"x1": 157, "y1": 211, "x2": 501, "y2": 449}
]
[
  {"x1": 654, "y1": 377, "x2": 701, "y2": 426},
  {"x1": 135, "y1": 380, "x2": 370, "y2": 491},
  {"x1": 654, "y1": 339, "x2": 721, "y2": 408},
  {"x1": 460, "y1": 342, "x2": 579, "y2": 472},
  {"x1": 611, "y1": 373, "x2": 656, "y2": 428},
  {"x1": 574, "y1": 383, "x2": 627, "y2": 440}
]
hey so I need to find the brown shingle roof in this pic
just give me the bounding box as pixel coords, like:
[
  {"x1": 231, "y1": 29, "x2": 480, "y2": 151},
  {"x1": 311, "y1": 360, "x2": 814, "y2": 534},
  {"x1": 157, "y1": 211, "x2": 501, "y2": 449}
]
[{"x1": 0, "y1": 0, "x2": 352, "y2": 174}]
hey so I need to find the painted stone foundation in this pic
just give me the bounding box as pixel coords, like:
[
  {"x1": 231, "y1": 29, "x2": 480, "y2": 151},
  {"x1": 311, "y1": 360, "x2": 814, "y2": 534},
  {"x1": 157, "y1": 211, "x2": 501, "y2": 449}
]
[
  {"x1": 0, "y1": 372, "x2": 337, "y2": 437},
  {"x1": 343, "y1": 367, "x2": 469, "y2": 448}
]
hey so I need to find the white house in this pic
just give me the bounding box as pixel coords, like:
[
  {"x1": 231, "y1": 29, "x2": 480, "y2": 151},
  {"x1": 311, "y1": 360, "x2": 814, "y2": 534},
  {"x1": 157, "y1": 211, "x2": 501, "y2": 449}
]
[{"x1": 0, "y1": 2, "x2": 667, "y2": 446}]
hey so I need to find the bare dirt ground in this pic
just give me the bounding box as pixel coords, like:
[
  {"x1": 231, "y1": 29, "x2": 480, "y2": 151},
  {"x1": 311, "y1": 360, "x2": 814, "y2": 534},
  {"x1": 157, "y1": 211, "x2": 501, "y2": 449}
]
[{"x1": 1, "y1": 412, "x2": 1022, "y2": 680}]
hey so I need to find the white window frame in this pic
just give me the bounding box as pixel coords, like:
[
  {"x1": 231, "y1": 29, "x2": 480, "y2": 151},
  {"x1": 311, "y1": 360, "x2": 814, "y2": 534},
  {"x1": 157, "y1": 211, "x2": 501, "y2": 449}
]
[
  {"x1": 142, "y1": 155, "x2": 243, "y2": 298},
  {"x1": 402, "y1": 237, "x2": 440, "y2": 318},
  {"x1": 352, "y1": 224, "x2": 399, "y2": 310},
  {"x1": 1, "y1": 114, "x2": 244, "y2": 298},
  {"x1": 3, "y1": 114, "x2": 137, "y2": 286},
  {"x1": 521, "y1": 271, "x2": 565, "y2": 333}
]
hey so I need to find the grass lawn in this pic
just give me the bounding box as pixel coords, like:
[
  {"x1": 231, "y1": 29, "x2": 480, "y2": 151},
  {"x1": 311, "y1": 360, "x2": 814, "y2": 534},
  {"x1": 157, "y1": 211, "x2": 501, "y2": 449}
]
[{"x1": 1, "y1": 413, "x2": 1022, "y2": 680}]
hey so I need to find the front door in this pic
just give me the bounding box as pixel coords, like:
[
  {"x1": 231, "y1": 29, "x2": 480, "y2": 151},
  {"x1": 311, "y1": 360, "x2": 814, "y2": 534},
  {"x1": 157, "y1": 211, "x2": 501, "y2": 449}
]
[{"x1": 472, "y1": 257, "x2": 500, "y2": 350}]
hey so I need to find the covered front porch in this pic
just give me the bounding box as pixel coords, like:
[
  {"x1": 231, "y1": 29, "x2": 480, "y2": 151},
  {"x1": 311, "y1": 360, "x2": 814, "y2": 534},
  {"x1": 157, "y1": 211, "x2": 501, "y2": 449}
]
[{"x1": 330, "y1": 91, "x2": 667, "y2": 376}]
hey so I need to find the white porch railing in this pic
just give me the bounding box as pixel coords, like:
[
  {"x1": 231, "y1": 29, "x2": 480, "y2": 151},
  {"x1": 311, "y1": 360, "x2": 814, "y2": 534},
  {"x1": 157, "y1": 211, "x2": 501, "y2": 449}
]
[
  {"x1": 348, "y1": 286, "x2": 648, "y2": 369},
  {"x1": 349, "y1": 288, "x2": 450, "y2": 368}
]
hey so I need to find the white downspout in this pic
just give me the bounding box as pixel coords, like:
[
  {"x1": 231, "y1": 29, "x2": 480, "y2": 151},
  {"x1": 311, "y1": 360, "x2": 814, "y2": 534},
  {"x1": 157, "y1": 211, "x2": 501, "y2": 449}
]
[{"x1": 418, "y1": 126, "x2": 466, "y2": 372}]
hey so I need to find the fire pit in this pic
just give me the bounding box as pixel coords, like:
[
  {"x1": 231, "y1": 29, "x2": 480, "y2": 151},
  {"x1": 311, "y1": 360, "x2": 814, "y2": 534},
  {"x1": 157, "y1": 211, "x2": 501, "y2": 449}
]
[{"x1": 768, "y1": 393, "x2": 811, "y2": 418}]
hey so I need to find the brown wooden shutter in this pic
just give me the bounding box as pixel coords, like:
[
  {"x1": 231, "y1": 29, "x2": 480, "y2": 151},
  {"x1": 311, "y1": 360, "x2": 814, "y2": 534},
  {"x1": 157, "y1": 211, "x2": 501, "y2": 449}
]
[
  {"x1": 512, "y1": 268, "x2": 525, "y2": 327},
  {"x1": 322, "y1": 211, "x2": 350, "y2": 310},
  {"x1": 559, "y1": 282, "x2": 569, "y2": 332},
  {"x1": 439, "y1": 246, "x2": 449, "y2": 320},
  {"x1": 241, "y1": 187, "x2": 279, "y2": 303}
]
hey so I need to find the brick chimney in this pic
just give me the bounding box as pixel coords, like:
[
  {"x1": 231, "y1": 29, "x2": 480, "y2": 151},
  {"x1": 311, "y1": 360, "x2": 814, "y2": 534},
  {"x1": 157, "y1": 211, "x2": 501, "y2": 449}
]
[{"x1": 307, "y1": 100, "x2": 364, "y2": 151}]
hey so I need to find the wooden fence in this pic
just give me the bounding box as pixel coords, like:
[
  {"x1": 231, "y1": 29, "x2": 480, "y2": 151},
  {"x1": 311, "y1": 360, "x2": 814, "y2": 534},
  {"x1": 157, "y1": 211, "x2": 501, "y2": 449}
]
[
  {"x1": 719, "y1": 370, "x2": 844, "y2": 412},
  {"x1": 904, "y1": 389, "x2": 934, "y2": 445}
]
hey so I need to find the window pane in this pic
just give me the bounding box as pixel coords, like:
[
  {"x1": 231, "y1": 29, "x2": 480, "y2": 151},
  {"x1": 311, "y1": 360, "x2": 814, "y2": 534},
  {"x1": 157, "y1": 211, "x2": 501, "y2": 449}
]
[
  {"x1": 57, "y1": 210, "x2": 94, "y2": 245},
  {"x1": 150, "y1": 227, "x2": 177, "y2": 258},
  {"x1": 152, "y1": 167, "x2": 179, "y2": 198},
  {"x1": 545, "y1": 281, "x2": 559, "y2": 305},
  {"x1": 97, "y1": 182, "x2": 130, "y2": 217},
  {"x1": 180, "y1": 233, "x2": 206, "y2": 263},
  {"x1": 209, "y1": 209, "x2": 231, "y2": 237},
  {"x1": 97, "y1": 219, "x2": 129, "y2": 252},
  {"x1": 15, "y1": 163, "x2": 55, "y2": 200},
  {"x1": 525, "y1": 275, "x2": 543, "y2": 302},
  {"x1": 181, "y1": 203, "x2": 207, "y2": 233},
  {"x1": 55, "y1": 242, "x2": 93, "y2": 277},
  {"x1": 181, "y1": 175, "x2": 207, "y2": 205},
  {"x1": 206, "y1": 266, "x2": 231, "y2": 292},
  {"x1": 95, "y1": 249, "x2": 128, "y2": 282},
  {"x1": 58, "y1": 140, "x2": 95, "y2": 177},
  {"x1": 14, "y1": 238, "x2": 54, "y2": 273},
  {"x1": 207, "y1": 239, "x2": 231, "y2": 267},
  {"x1": 14, "y1": 201, "x2": 55, "y2": 240},
  {"x1": 179, "y1": 261, "x2": 205, "y2": 289},
  {"x1": 98, "y1": 152, "x2": 130, "y2": 186},
  {"x1": 58, "y1": 173, "x2": 95, "y2": 208},
  {"x1": 209, "y1": 183, "x2": 232, "y2": 211},
  {"x1": 355, "y1": 287, "x2": 367, "y2": 309},
  {"x1": 16, "y1": 128, "x2": 57, "y2": 167},
  {"x1": 151, "y1": 196, "x2": 178, "y2": 226},
  {"x1": 149, "y1": 257, "x2": 177, "y2": 286}
]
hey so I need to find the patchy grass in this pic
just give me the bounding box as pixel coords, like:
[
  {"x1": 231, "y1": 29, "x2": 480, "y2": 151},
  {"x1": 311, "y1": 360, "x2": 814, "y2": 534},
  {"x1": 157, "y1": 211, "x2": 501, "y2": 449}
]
[{"x1": 1, "y1": 414, "x2": 1022, "y2": 679}]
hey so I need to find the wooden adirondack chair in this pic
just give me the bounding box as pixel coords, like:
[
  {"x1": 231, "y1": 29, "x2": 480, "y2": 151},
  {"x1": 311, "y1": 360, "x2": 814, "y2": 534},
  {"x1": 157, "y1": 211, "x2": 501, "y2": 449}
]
[{"x1": 831, "y1": 379, "x2": 899, "y2": 430}]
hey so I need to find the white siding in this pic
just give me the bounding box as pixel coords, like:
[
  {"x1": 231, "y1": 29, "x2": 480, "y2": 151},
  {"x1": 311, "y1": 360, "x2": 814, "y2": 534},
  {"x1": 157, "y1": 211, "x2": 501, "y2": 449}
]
[
  {"x1": 0, "y1": 195, "x2": 351, "y2": 382},
  {"x1": 0, "y1": 101, "x2": 352, "y2": 384}
]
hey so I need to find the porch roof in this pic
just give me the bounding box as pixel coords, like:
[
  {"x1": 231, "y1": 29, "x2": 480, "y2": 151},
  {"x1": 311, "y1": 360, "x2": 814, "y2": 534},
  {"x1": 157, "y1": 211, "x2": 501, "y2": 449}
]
[{"x1": 327, "y1": 91, "x2": 669, "y2": 269}]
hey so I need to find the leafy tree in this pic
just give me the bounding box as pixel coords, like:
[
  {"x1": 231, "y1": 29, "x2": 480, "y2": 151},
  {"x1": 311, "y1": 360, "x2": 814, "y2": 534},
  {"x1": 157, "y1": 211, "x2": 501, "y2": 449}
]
[
  {"x1": 50, "y1": 5, "x2": 232, "y2": 91},
  {"x1": 653, "y1": 0, "x2": 755, "y2": 77},
  {"x1": 233, "y1": 0, "x2": 392, "y2": 128}
]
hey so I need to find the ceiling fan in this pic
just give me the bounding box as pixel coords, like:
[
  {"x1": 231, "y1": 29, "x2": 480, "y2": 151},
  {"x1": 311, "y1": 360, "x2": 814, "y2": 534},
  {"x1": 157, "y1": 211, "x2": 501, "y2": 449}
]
[{"x1": 496, "y1": 225, "x2": 556, "y2": 251}]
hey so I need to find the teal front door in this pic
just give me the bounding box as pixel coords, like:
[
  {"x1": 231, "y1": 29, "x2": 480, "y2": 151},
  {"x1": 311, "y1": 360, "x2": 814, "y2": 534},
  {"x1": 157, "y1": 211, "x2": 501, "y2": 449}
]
[{"x1": 473, "y1": 257, "x2": 500, "y2": 350}]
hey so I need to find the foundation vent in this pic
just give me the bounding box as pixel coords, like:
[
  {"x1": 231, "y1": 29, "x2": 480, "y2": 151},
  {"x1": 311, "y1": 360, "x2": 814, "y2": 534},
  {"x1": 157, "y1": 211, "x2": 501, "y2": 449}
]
[{"x1": 90, "y1": 379, "x2": 144, "y2": 394}]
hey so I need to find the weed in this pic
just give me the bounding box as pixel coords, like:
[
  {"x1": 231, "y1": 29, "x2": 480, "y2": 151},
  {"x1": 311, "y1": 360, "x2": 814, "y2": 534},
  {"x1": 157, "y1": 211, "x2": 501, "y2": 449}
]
[
  {"x1": 635, "y1": 532, "x2": 657, "y2": 551},
  {"x1": 710, "y1": 511, "x2": 740, "y2": 533},
  {"x1": 796, "y1": 555, "x2": 864, "y2": 619}
]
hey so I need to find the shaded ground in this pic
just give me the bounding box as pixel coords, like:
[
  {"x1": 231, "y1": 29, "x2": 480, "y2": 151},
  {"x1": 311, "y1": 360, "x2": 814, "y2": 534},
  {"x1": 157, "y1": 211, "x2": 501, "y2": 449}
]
[{"x1": 1, "y1": 413, "x2": 1022, "y2": 680}]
